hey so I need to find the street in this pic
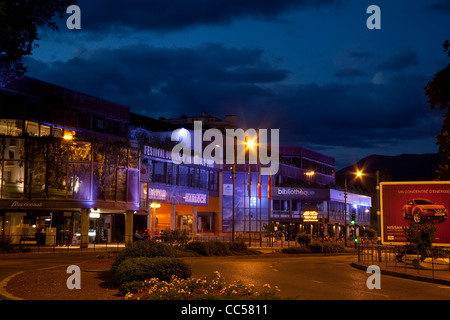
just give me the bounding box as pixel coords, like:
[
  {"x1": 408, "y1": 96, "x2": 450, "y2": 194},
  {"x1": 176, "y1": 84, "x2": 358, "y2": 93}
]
[
  {"x1": 2, "y1": 252, "x2": 450, "y2": 301},
  {"x1": 183, "y1": 254, "x2": 450, "y2": 300}
]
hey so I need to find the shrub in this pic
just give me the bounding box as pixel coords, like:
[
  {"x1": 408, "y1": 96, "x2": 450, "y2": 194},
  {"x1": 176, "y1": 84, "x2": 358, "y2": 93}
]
[
  {"x1": 113, "y1": 256, "x2": 192, "y2": 285},
  {"x1": 185, "y1": 241, "x2": 257, "y2": 256},
  {"x1": 296, "y1": 232, "x2": 311, "y2": 246},
  {"x1": 281, "y1": 246, "x2": 312, "y2": 254},
  {"x1": 111, "y1": 240, "x2": 178, "y2": 274},
  {"x1": 0, "y1": 236, "x2": 14, "y2": 253},
  {"x1": 307, "y1": 242, "x2": 344, "y2": 253},
  {"x1": 161, "y1": 229, "x2": 190, "y2": 247}
]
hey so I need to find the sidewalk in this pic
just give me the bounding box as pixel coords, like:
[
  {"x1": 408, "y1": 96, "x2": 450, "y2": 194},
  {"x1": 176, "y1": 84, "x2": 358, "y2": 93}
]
[{"x1": 352, "y1": 259, "x2": 450, "y2": 286}]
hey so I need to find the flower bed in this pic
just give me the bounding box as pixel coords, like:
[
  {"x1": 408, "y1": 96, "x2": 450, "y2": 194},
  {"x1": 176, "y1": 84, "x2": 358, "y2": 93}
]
[{"x1": 124, "y1": 271, "x2": 280, "y2": 300}]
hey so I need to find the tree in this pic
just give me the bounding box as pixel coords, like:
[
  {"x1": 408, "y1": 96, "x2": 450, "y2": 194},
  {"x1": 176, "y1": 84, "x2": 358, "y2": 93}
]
[
  {"x1": 402, "y1": 221, "x2": 437, "y2": 261},
  {"x1": 0, "y1": 0, "x2": 76, "y2": 84},
  {"x1": 424, "y1": 41, "x2": 450, "y2": 180}
]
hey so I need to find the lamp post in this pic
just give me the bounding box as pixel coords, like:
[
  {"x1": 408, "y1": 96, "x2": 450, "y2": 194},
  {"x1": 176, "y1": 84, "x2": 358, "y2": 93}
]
[
  {"x1": 245, "y1": 138, "x2": 257, "y2": 247},
  {"x1": 344, "y1": 178, "x2": 348, "y2": 246}
]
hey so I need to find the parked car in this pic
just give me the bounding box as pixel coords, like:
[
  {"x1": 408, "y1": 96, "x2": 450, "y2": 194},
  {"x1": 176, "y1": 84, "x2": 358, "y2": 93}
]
[{"x1": 402, "y1": 199, "x2": 448, "y2": 224}]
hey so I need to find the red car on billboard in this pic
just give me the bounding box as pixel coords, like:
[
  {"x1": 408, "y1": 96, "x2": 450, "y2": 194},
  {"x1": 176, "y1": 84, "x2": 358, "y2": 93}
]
[{"x1": 402, "y1": 198, "x2": 448, "y2": 224}]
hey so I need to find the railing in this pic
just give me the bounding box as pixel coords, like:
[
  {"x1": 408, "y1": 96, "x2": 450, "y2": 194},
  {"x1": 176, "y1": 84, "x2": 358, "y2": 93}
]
[{"x1": 357, "y1": 240, "x2": 450, "y2": 279}]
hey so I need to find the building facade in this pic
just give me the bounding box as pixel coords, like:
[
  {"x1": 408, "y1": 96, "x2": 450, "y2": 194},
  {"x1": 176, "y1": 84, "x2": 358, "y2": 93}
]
[
  {"x1": 0, "y1": 77, "x2": 139, "y2": 247},
  {"x1": 0, "y1": 77, "x2": 372, "y2": 246}
]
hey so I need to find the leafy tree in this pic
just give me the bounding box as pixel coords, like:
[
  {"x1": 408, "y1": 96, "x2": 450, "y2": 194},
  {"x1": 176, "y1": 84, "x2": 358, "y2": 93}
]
[
  {"x1": 424, "y1": 41, "x2": 450, "y2": 180},
  {"x1": 0, "y1": 0, "x2": 76, "y2": 83},
  {"x1": 402, "y1": 221, "x2": 437, "y2": 261}
]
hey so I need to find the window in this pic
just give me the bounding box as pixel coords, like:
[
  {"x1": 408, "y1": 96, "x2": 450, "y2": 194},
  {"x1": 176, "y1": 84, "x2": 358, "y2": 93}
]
[
  {"x1": 40, "y1": 125, "x2": 51, "y2": 137},
  {"x1": 153, "y1": 162, "x2": 165, "y2": 183},
  {"x1": 92, "y1": 165, "x2": 105, "y2": 200},
  {"x1": 25, "y1": 121, "x2": 39, "y2": 137},
  {"x1": 0, "y1": 119, "x2": 22, "y2": 136},
  {"x1": 67, "y1": 164, "x2": 90, "y2": 200},
  {"x1": 116, "y1": 168, "x2": 127, "y2": 201}
]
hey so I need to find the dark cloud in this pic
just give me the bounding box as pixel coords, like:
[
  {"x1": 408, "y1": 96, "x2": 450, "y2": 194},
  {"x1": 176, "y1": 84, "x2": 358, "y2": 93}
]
[
  {"x1": 349, "y1": 51, "x2": 375, "y2": 60},
  {"x1": 25, "y1": 43, "x2": 438, "y2": 156},
  {"x1": 428, "y1": 1, "x2": 450, "y2": 13},
  {"x1": 24, "y1": 43, "x2": 288, "y2": 116},
  {"x1": 333, "y1": 68, "x2": 365, "y2": 78},
  {"x1": 377, "y1": 49, "x2": 420, "y2": 72},
  {"x1": 76, "y1": 0, "x2": 338, "y2": 31}
]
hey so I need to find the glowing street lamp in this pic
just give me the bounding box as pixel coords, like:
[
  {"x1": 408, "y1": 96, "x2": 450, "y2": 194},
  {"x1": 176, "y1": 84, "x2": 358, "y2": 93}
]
[{"x1": 245, "y1": 137, "x2": 257, "y2": 246}]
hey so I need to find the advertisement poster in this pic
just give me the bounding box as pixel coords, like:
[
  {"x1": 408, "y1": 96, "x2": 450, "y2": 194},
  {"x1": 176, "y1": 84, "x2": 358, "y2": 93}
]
[{"x1": 380, "y1": 182, "x2": 450, "y2": 246}]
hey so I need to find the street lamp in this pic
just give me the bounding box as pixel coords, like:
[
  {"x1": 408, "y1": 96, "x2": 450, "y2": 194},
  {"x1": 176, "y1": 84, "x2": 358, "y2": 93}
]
[
  {"x1": 344, "y1": 170, "x2": 364, "y2": 246},
  {"x1": 245, "y1": 138, "x2": 257, "y2": 247}
]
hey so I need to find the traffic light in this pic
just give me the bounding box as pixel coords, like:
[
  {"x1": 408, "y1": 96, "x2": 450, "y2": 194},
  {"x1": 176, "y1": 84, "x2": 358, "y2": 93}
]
[{"x1": 351, "y1": 213, "x2": 356, "y2": 225}]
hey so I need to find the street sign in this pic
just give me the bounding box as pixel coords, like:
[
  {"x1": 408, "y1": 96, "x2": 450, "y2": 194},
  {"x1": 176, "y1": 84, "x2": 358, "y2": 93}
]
[{"x1": 380, "y1": 181, "x2": 450, "y2": 246}]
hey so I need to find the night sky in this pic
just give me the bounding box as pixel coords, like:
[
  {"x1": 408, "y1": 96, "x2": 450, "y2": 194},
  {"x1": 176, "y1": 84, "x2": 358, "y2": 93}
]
[{"x1": 23, "y1": 0, "x2": 450, "y2": 169}]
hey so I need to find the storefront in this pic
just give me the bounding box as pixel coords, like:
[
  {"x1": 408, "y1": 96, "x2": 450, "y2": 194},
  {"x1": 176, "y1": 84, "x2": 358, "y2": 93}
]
[
  {"x1": 137, "y1": 143, "x2": 221, "y2": 236},
  {"x1": 271, "y1": 187, "x2": 372, "y2": 240},
  {"x1": 0, "y1": 199, "x2": 139, "y2": 246}
]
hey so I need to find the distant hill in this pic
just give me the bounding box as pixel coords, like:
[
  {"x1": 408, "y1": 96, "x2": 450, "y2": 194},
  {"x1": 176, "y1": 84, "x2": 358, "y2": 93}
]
[{"x1": 336, "y1": 153, "x2": 441, "y2": 193}]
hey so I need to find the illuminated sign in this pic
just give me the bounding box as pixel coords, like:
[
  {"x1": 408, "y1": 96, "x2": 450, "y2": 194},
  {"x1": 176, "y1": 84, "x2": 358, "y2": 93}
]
[
  {"x1": 380, "y1": 181, "x2": 450, "y2": 246},
  {"x1": 148, "y1": 186, "x2": 209, "y2": 206},
  {"x1": 303, "y1": 211, "x2": 319, "y2": 222}
]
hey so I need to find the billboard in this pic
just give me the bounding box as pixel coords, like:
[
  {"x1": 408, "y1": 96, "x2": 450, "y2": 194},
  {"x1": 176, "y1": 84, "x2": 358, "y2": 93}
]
[{"x1": 380, "y1": 182, "x2": 450, "y2": 246}]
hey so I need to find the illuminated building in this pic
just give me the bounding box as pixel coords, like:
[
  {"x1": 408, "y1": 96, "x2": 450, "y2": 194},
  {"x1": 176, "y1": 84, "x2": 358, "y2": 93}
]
[{"x1": 0, "y1": 77, "x2": 139, "y2": 247}]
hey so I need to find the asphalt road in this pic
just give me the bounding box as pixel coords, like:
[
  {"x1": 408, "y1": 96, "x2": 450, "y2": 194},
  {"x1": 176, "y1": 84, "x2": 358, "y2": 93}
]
[
  {"x1": 0, "y1": 252, "x2": 104, "y2": 285},
  {"x1": 3, "y1": 252, "x2": 450, "y2": 301},
  {"x1": 183, "y1": 254, "x2": 450, "y2": 300}
]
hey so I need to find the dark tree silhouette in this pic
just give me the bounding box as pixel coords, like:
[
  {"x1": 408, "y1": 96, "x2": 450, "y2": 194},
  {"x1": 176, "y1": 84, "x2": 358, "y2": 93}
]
[
  {"x1": 0, "y1": 0, "x2": 76, "y2": 83},
  {"x1": 424, "y1": 41, "x2": 450, "y2": 180}
]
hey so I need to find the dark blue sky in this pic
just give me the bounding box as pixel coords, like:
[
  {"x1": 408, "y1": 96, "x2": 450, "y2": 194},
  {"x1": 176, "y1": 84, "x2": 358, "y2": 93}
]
[{"x1": 24, "y1": 0, "x2": 450, "y2": 169}]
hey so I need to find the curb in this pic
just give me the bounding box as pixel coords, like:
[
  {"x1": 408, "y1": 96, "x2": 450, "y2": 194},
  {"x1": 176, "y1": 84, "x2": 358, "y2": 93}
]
[
  {"x1": 0, "y1": 272, "x2": 25, "y2": 300},
  {"x1": 351, "y1": 262, "x2": 450, "y2": 287}
]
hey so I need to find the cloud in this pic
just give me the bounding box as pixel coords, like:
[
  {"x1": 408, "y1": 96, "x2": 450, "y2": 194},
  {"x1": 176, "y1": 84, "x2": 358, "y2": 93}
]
[
  {"x1": 377, "y1": 49, "x2": 420, "y2": 72},
  {"x1": 24, "y1": 43, "x2": 288, "y2": 116},
  {"x1": 333, "y1": 68, "x2": 365, "y2": 78},
  {"x1": 428, "y1": 1, "x2": 450, "y2": 13},
  {"x1": 24, "y1": 43, "x2": 439, "y2": 160},
  {"x1": 76, "y1": 0, "x2": 339, "y2": 31}
]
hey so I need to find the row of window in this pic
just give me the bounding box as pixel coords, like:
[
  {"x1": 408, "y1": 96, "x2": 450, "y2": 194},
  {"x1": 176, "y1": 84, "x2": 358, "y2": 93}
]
[{"x1": 142, "y1": 160, "x2": 219, "y2": 192}]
